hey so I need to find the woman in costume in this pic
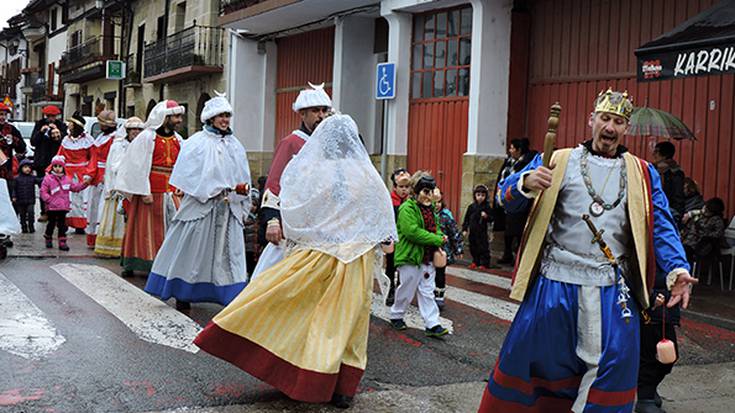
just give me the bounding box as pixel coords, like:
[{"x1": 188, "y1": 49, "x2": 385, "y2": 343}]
[
  {"x1": 194, "y1": 114, "x2": 397, "y2": 409},
  {"x1": 115, "y1": 100, "x2": 184, "y2": 276},
  {"x1": 144, "y1": 95, "x2": 251, "y2": 310},
  {"x1": 94, "y1": 117, "x2": 144, "y2": 257}
]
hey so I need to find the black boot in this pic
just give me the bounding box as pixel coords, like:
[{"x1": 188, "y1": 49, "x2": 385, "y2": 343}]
[
  {"x1": 121, "y1": 269, "x2": 134, "y2": 278},
  {"x1": 385, "y1": 282, "x2": 395, "y2": 307},
  {"x1": 175, "y1": 300, "x2": 191, "y2": 311},
  {"x1": 330, "y1": 393, "x2": 352, "y2": 409}
]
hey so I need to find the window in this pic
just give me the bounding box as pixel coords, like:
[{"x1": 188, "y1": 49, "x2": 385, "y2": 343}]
[
  {"x1": 50, "y1": 8, "x2": 58, "y2": 32},
  {"x1": 70, "y1": 30, "x2": 82, "y2": 48},
  {"x1": 157, "y1": 16, "x2": 166, "y2": 41},
  {"x1": 411, "y1": 6, "x2": 472, "y2": 99},
  {"x1": 175, "y1": 2, "x2": 187, "y2": 33}
]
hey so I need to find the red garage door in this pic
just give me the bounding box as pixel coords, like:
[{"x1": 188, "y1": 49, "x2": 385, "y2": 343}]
[
  {"x1": 275, "y1": 27, "x2": 334, "y2": 145},
  {"x1": 407, "y1": 6, "x2": 472, "y2": 216}
]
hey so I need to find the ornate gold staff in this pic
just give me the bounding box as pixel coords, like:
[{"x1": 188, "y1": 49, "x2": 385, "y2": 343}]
[{"x1": 542, "y1": 102, "x2": 562, "y2": 167}]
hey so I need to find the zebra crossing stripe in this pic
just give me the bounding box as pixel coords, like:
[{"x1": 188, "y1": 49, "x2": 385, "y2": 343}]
[
  {"x1": 446, "y1": 286, "x2": 519, "y2": 322},
  {"x1": 51, "y1": 263, "x2": 202, "y2": 353},
  {"x1": 447, "y1": 267, "x2": 512, "y2": 291},
  {"x1": 0, "y1": 272, "x2": 66, "y2": 360}
]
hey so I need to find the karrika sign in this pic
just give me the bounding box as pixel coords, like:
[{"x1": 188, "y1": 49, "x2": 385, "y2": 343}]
[{"x1": 637, "y1": 44, "x2": 735, "y2": 82}]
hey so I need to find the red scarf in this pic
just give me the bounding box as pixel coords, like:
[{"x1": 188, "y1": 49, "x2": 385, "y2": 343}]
[
  {"x1": 391, "y1": 190, "x2": 407, "y2": 207},
  {"x1": 419, "y1": 203, "x2": 437, "y2": 263}
]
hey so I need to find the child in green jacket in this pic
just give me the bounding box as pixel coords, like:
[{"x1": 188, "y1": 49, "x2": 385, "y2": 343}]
[{"x1": 389, "y1": 172, "x2": 449, "y2": 338}]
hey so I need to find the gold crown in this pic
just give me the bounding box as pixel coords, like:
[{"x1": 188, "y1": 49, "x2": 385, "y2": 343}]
[{"x1": 594, "y1": 88, "x2": 634, "y2": 120}]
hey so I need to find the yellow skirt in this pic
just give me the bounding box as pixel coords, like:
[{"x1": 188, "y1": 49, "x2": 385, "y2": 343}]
[
  {"x1": 194, "y1": 248, "x2": 374, "y2": 403},
  {"x1": 94, "y1": 195, "x2": 125, "y2": 257}
]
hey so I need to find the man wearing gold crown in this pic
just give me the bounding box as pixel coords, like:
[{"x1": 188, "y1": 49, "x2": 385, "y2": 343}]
[
  {"x1": 250, "y1": 82, "x2": 332, "y2": 279},
  {"x1": 478, "y1": 90, "x2": 697, "y2": 413}
]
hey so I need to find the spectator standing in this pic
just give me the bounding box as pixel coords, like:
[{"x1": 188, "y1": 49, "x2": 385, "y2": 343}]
[{"x1": 652, "y1": 141, "x2": 685, "y2": 223}]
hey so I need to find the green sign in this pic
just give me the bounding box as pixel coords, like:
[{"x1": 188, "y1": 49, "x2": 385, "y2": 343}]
[{"x1": 106, "y1": 60, "x2": 126, "y2": 80}]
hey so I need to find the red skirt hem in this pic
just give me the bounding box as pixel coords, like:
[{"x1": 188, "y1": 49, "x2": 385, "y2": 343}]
[{"x1": 194, "y1": 322, "x2": 364, "y2": 403}]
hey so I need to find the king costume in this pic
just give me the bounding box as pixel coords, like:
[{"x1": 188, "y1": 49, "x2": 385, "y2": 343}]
[
  {"x1": 144, "y1": 95, "x2": 252, "y2": 306},
  {"x1": 479, "y1": 90, "x2": 691, "y2": 413},
  {"x1": 115, "y1": 100, "x2": 183, "y2": 275},
  {"x1": 250, "y1": 82, "x2": 333, "y2": 279},
  {"x1": 194, "y1": 114, "x2": 397, "y2": 407}
]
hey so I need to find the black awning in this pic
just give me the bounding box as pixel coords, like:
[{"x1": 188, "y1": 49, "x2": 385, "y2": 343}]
[{"x1": 635, "y1": 0, "x2": 735, "y2": 81}]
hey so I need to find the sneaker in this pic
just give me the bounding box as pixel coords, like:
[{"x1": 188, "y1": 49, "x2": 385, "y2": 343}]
[
  {"x1": 59, "y1": 243, "x2": 69, "y2": 252},
  {"x1": 390, "y1": 319, "x2": 407, "y2": 330},
  {"x1": 468, "y1": 263, "x2": 478, "y2": 270},
  {"x1": 45, "y1": 238, "x2": 53, "y2": 248},
  {"x1": 331, "y1": 393, "x2": 352, "y2": 409},
  {"x1": 478, "y1": 265, "x2": 488, "y2": 271},
  {"x1": 425, "y1": 325, "x2": 449, "y2": 338}
]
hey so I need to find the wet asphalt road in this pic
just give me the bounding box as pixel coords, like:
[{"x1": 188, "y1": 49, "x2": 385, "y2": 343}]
[{"x1": 1, "y1": 232, "x2": 735, "y2": 413}]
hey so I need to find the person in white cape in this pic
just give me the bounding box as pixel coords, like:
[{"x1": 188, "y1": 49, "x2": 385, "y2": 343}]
[
  {"x1": 94, "y1": 117, "x2": 144, "y2": 257},
  {"x1": 144, "y1": 94, "x2": 251, "y2": 311},
  {"x1": 193, "y1": 114, "x2": 397, "y2": 409},
  {"x1": 114, "y1": 100, "x2": 184, "y2": 277}
]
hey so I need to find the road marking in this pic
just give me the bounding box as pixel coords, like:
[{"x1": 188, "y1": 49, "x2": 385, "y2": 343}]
[
  {"x1": 51, "y1": 263, "x2": 202, "y2": 353},
  {"x1": 447, "y1": 267, "x2": 512, "y2": 291},
  {"x1": 446, "y1": 286, "x2": 519, "y2": 322},
  {"x1": 0, "y1": 272, "x2": 66, "y2": 360},
  {"x1": 370, "y1": 293, "x2": 455, "y2": 334}
]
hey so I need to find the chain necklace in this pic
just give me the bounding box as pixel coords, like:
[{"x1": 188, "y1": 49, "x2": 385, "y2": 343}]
[{"x1": 580, "y1": 148, "x2": 626, "y2": 217}]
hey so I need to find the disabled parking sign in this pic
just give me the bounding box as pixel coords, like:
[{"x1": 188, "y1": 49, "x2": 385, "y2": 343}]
[{"x1": 376, "y1": 63, "x2": 396, "y2": 100}]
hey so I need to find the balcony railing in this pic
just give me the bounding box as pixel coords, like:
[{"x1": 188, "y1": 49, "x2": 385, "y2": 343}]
[
  {"x1": 144, "y1": 25, "x2": 225, "y2": 82},
  {"x1": 220, "y1": 0, "x2": 269, "y2": 15},
  {"x1": 59, "y1": 35, "x2": 118, "y2": 75}
]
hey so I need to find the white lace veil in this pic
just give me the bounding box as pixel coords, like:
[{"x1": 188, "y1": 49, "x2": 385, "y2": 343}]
[{"x1": 280, "y1": 114, "x2": 398, "y2": 263}]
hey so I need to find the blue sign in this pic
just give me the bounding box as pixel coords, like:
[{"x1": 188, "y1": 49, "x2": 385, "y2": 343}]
[{"x1": 376, "y1": 62, "x2": 396, "y2": 100}]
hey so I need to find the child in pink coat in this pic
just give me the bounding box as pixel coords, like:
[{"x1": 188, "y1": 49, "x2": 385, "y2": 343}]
[{"x1": 40, "y1": 156, "x2": 89, "y2": 250}]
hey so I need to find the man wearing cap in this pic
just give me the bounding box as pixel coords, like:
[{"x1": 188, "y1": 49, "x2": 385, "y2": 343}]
[
  {"x1": 31, "y1": 105, "x2": 67, "y2": 139},
  {"x1": 57, "y1": 111, "x2": 95, "y2": 232},
  {"x1": 478, "y1": 90, "x2": 698, "y2": 412},
  {"x1": 31, "y1": 105, "x2": 67, "y2": 221},
  {"x1": 85, "y1": 110, "x2": 118, "y2": 248},
  {"x1": 115, "y1": 100, "x2": 184, "y2": 277},
  {"x1": 0, "y1": 102, "x2": 25, "y2": 186},
  {"x1": 251, "y1": 82, "x2": 332, "y2": 279}
]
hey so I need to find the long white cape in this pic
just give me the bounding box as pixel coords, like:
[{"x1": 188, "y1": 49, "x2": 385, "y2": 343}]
[
  {"x1": 168, "y1": 128, "x2": 251, "y2": 203},
  {"x1": 114, "y1": 129, "x2": 182, "y2": 196},
  {"x1": 0, "y1": 179, "x2": 21, "y2": 235}
]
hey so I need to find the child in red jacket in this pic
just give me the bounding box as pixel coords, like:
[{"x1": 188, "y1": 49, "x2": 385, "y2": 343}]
[{"x1": 40, "y1": 156, "x2": 90, "y2": 250}]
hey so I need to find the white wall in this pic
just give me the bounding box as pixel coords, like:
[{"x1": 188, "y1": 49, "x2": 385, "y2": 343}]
[
  {"x1": 380, "y1": 6, "x2": 411, "y2": 156},
  {"x1": 332, "y1": 16, "x2": 378, "y2": 153},
  {"x1": 228, "y1": 32, "x2": 277, "y2": 152},
  {"x1": 47, "y1": 30, "x2": 67, "y2": 96},
  {"x1": 466, "y1": 0, "x2": 512, "y2": 156}
]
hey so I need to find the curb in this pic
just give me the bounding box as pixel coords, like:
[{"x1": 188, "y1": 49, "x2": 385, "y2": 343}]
[{"x1": 682, "y1": 309, "x2": 735, "y2": 332}]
